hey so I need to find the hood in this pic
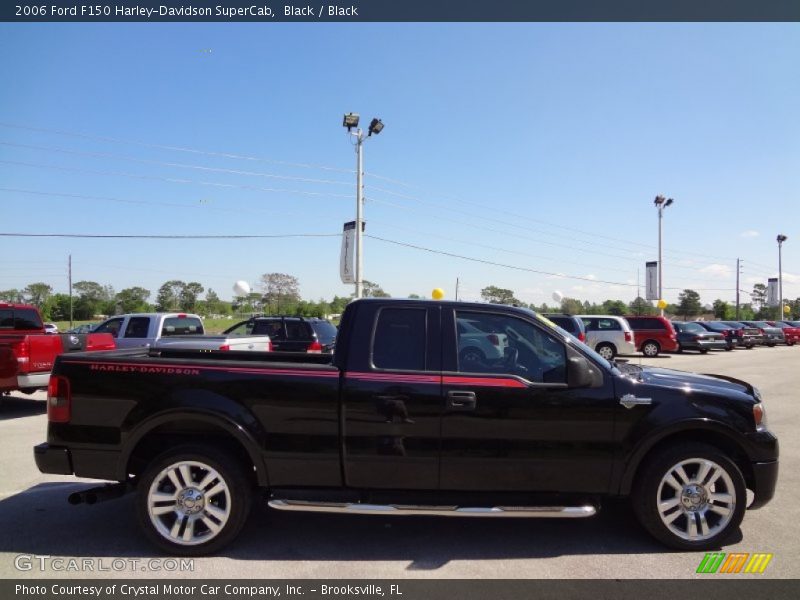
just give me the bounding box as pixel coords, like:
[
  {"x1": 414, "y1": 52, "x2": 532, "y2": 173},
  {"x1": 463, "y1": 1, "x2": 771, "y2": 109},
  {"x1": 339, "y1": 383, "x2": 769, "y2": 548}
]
[{"x1": 635, "y1": 366, "x2": 754, "y2": 398}]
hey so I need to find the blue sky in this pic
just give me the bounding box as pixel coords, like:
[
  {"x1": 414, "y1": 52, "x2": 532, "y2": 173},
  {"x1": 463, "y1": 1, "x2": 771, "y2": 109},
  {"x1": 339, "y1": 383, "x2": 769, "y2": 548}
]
[{"x1": 0, "y1": 23, "x2": 797, "y2": 306}]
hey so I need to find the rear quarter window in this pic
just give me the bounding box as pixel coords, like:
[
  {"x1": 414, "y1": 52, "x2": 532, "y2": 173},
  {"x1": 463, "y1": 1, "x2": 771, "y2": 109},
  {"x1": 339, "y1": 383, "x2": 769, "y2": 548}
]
[
  {"x1": 310, "y1": 321, "x2": 338, "y2": 344},
  {"x1": 161, "y1": 317, "x2": 204, "y2": 336},
  {"x1": 285, "y1": 320, "x2": 310, "y2": 340},
  {"x1": 372, "y1": 308, "x2": 427, "y2": 371},
  {"x1": 14, "y1": 308, "x2": 44, "y2": 330},
  {"x1": 629, "y1": 318, "x2": 664, "y2": 330}
]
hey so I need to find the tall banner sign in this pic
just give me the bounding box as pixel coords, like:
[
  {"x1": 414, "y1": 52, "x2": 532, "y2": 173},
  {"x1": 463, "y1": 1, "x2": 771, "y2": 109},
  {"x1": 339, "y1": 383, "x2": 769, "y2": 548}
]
[
  {"x1": 767, "y1": 278, "x2": 779, "y2": 307},
  {"x1": 645, "y1": 261, "x2": 658, "y2": 301},
  {"x1": 340, "y1": 221, "x2": 356, "y2": 284}
]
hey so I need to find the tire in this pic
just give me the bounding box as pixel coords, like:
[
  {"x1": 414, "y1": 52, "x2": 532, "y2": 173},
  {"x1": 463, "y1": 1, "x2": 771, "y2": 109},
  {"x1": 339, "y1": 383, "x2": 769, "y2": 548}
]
[
  {"x1": 642, "y1": 341, "x2": 660, "y2": 357},
  {"x1": 136, "y1": 444, "x2": 253, "y2": 556},
  {"x1": 595, "y1": 343, "x2": 616, "y2": 360},
  {"x1": 459, "y1": 347, "x2": 486, "y2": 368},
  {"x1": 699, "y1": 349, "x2": 709, "y2": 354},
  {"x1": 632, "y1": 443, "x2": 746, "y2": 551},
  {"x1": 676, "y1": 344, "x2": 683, "y2": 354}
]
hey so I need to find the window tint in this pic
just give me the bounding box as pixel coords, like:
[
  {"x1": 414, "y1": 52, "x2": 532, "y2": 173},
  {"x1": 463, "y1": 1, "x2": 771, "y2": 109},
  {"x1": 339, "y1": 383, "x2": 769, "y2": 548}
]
[
  {"x1": 252, "y1": 320, "x2": 285, "y2": 339},
  {"x1": 456, "y1": 311, "x2": 566, "y2": 383},
  {"x1": 95, "y1": 317, "x2": 124, "y2": 337},
  {"x1": 372, "y1": 308, "x2": 426, "y2": 371},
  {"x1": 547, "y1": 316, "x2": 577, "y2": 334},
  {"x1": 0, "y1": 309, "x2": 13, "y2": 329},
  {"x1": 590, "y1": 318, "x2": 621, "y2": 331},
  {"x1": 124, "y1": 317, "x2": 151, "y2": 338},
  {"x1": 680, "y1": 322, "x2": 705, "y2": 333},
  {"x1": 285, "y1": 320, "x2": 309, "y2": 340},
  {"x1": 226, "y1": 321, "x2": 255, "y2": 336},
  {"x1": 161, "y1": 317, "x2": 204, "y2": 336},
  {"x1": 14, "y1": 308, "x2": 44, "y2": 330},
  {"x1": 629, "y1": 318, "x2": 664, "y2": 330},
  {"x1": 310, "y1": 321, "x2": 338, "y2": 344}
]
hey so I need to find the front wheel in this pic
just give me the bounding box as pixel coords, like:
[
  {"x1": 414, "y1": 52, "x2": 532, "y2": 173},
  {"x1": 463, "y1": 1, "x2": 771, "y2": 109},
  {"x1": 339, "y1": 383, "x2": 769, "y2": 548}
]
[
  {"x1": 136, "y1": 444, "x2": 253, "y2": 556},
  {"x1": 595, "y1": 343, "x2": 616, "y2": 360},
  {"x1": 642, "y1": 341, "x2": 660, "y2": 357},
  {"x1": 632, "y1": 443, "x2": 746, "y2": 550},
  {"x1": 699, "y1": 348, "x2": 709, "y2": 354}
]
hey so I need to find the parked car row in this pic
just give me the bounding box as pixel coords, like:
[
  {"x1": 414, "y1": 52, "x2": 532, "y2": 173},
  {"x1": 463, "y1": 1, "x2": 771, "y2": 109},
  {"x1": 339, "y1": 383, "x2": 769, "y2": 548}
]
[{"x1": 544, "y1": 312, "x2": 798, "y2": 358}]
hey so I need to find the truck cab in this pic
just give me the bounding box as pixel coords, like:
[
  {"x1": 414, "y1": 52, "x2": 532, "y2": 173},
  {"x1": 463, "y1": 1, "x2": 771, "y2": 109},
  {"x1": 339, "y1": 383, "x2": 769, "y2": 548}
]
[{"x1": 93, "y1": 312, "x2": 204, "y2": 348}]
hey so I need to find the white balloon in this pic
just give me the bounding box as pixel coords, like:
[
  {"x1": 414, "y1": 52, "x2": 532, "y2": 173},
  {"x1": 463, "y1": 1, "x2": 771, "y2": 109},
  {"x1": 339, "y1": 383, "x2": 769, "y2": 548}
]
[
  {"x1": 233, "y1": 280, "x2": 251, "y2": 296},
  {"x1": 552, "y1": 291, "x2": 564, "y2": 303}
]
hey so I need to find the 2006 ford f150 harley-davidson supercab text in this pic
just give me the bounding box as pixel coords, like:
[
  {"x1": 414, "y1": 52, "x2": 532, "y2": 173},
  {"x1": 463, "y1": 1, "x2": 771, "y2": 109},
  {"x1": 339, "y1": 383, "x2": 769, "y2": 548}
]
[{"x1": 34, "y1": 299, "x2": 778, "y2": 555}]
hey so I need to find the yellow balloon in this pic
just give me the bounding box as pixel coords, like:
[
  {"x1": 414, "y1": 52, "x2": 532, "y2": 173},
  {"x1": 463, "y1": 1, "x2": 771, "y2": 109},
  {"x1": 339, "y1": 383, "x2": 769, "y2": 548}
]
[
  {"x1": 657, "y1": 299, "x2": 668, "y2": 309},
  {"x1": 431, "y1": 288, "x2": 445, "y2": 300},
  {"x1": 785, "y1": 305, "x2": 791, "y2": 314}
]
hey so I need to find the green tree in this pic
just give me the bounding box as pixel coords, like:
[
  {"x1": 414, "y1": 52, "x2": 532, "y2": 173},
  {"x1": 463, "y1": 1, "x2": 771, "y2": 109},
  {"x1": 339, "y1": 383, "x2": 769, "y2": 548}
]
[
  {"x1": 560, "y1": 297, "x2": 583, "y2": 315},
  {"x1": 180, "y1": 282, "x2": 204, "y2": 312},
  {"x1": 751, "y1": 283, "x2": 767, "y2": 311},
  {"x1": 362, "y1": 280, "x2": 390, "y2": 298},
  {"x1": 116, "y1": 287, "x2": 151, "y2": 313},
  {"x1": 480, "y1": 285, "x2": 519, "y2": 305},
  {"x1": 629, "y1": 296, "x2": 656, "y2": 316},
  {"x1": 601, "y1": 299, "x2": 627, "y2": 316},
  {"x1": 156, "y1": 280, "x2": 186, "y2": 311},
  {"x1": 73, "y1": 281, "x2": 112, "y2": 318},
  {"x1": 712, "y1": 299, "x2": 732, "y2": 320},
  {"x1": 261, "y1": 273, "x2": 301, "y2": 313},
  {"x1": 24, "y1": 282, "x2": 54, "y2": 314},
  {"x1": 49, "y1": 293, "x2": 72, "y2": 321},
  {"x1": 0, "y1": 289, "x2": 24, "y2": 303},
  {"x1": 677, "y1": 289, "x2": 702, "y2": 321}
]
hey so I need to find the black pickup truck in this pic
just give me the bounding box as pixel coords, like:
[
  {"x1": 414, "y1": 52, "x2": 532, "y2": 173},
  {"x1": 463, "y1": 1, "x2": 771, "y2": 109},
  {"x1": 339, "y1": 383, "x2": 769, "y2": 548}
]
[{"x1": 34, "y1": 299, "x2": 778, "y2": 555}]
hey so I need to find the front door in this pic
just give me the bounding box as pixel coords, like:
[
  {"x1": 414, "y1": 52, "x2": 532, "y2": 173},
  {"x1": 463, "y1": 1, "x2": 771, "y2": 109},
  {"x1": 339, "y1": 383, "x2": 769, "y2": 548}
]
[{"x1": 439, "y1": 308, "x2": 616, "y2": 494}]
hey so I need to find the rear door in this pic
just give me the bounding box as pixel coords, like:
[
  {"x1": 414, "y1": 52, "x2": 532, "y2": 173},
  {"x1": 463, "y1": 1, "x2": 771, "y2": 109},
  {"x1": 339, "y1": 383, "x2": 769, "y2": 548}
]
[
  {"x1": 282, "y1": 319, "x2": 314, "y2": 352},
  {"x1": 121, "y1": 316, "x2": 152, "y2": 347},
  {"x1": 440, "y1": 308, "x2": 616, "y2": 493},
  {"x1": 341, "y1": 303, "x2": 442, "y2": 489}
]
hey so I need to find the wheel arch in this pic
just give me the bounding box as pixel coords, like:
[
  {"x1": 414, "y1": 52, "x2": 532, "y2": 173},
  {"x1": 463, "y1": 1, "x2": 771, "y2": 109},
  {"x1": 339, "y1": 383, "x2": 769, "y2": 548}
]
[
  {"x1": 121, "y1": 410, "x2": 269, "y2": 487},
  {"x1": 618, "y1": 423, "x2": 755, "y2": 497}
]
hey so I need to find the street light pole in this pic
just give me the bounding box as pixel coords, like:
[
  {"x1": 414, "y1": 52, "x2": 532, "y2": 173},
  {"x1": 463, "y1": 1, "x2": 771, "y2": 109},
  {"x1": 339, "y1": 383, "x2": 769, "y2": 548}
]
[
  {"x1": 654, "y1": 195, "x2": 674, "y2": 316},
  {"x1": 778, "y1": 234, "x2": 787, "y2": 320},
  {"x1": 343, "y1": 113, "x2": 384, "y2": 300}
]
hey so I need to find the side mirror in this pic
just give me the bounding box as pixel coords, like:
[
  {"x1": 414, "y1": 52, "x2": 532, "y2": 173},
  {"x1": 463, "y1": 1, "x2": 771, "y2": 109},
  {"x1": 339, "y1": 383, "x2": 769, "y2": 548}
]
[{"x1": 567, "y1": 355, "x2": 594, "y2": 388}]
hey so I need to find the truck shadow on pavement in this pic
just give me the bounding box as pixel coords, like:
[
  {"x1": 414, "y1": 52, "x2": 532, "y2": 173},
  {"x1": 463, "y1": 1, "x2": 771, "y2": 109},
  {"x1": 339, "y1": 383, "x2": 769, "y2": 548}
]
[
  {"x1": 0, "y1": 395, "x2": 46, "y2": 421},
  {"x1": 0, "y1": 483, "x2": 743, "y2": 570}
]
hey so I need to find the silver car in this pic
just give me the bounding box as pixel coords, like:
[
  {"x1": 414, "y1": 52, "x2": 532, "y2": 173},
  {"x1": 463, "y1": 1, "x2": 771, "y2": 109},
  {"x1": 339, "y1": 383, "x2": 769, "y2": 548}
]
[{"x1": 576, "y1": 315, "x2": 636, "y2": 359}]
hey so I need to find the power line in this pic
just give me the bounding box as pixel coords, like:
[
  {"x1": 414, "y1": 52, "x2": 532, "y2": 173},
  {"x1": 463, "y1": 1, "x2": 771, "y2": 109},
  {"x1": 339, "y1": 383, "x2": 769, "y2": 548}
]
[
  {"x1": 0, "y1": 232, "x2": 339, "y2": 240},
  {"x1": 0, "y1": 160, "x2": 352, "y2": 199},
  {"x1": 365, "y1": 234, "x2": 747, "y2": 293},
  {"x1": 0, "y1": 121, "x2": 354, "y2": 174},
  {"x1": 0, "y1": 140, "x2": 352, "y2": 187}
]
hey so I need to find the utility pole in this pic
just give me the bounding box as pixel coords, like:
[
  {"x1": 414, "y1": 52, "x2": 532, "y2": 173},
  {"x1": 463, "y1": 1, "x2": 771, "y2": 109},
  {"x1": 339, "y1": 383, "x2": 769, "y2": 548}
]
[
  {"x1": 777, "y1": 235, "x2": 787, "y2": 321},
  {"x1": 68, "y1": 254, "x2": 73, "y2": 327},
  {"x1": 343, "y1": 113, "x2": 384, "y2": 299},
  {"x1": 455, "y1": 277, "x2": 460, "y2": 301},
  {"x1": 735, "y1": 258, "x2": 741, "y2": 320}
]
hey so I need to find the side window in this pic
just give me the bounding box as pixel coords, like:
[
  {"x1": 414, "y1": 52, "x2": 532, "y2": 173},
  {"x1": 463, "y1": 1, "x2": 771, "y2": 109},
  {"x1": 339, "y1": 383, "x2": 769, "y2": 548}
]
[
  {"x1": 597, "y1": 318, "x2": 621, "y2": 331},
  {"x1": 124, "y1": 317, "x2": 151, "y2": 338},
  {"x1": 372, "y1": 308, "x2": 427, "y2": 371},
  {"x1": 15, "y1": 308, "x2": 44, "y2": 330},
  {"x1": 228, "y1": 321, "x2": 255, "y2": 336},
  {"x1": 254, "y1": 320, "x2": 285, "y2": 340},
  {"x1": 285, "y1": 320, "x2": 308, "y2": 340},
  {"x1": 583, "y1": 318, "x2": 597, "y2": 331},
  {"x1": 456, "y1": 311, "x2": 566, "y2": 383},
  {"x1": 0, "y1": 309, "x2": 13, "y2": 329},
  {"x1": 95, "y1": 318, "x2": 124, "y2": 338}
]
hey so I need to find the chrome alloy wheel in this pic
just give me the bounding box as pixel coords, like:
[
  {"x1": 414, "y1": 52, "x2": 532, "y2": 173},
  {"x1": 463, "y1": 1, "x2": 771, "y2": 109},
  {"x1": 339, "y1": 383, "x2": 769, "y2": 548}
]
[
  {"x1": 147, "y1": 460, "x2": 231, "y2": 546},
  {"x1": 597, "y1": 345, "x2": 614, "y2": 360},
  {"x1": 656, "y1": 458, "x2": 736, "y2": 542},
  {"x1": 642, "y1": 342, "x2": 659, "y2": 357}
]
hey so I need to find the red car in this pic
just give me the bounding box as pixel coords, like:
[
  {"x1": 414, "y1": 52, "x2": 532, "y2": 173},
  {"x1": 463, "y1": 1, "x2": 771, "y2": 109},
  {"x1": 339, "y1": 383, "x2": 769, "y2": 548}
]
[
  {"x1": 624, "y1": 315, "x2": 680, "y2": 357},
  {"x1": 769, "y1": 321, "x2": 800, "y2": 346}
]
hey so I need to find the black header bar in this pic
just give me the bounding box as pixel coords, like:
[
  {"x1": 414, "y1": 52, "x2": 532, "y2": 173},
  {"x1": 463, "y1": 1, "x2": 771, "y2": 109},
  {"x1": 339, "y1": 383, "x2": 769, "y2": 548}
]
[{"x1": 3, "y1": 0, "x2": 800, "y2": 23}]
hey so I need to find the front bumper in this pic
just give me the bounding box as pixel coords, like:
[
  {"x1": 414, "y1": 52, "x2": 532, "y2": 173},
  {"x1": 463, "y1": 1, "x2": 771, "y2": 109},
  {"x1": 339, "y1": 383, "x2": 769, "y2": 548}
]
[
  {"x1": 34, "y1": 443, "x2": 73, "y2": 475},
  {"x1": 749, "y1": 459, "x2": 779, "y2": 509}
]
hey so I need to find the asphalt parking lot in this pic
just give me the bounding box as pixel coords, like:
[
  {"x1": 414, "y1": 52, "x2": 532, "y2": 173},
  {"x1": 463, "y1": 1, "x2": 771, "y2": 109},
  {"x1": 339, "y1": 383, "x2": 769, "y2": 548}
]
[{"x1": 1, "y1": 346, "x2": 797, "y2": 580}]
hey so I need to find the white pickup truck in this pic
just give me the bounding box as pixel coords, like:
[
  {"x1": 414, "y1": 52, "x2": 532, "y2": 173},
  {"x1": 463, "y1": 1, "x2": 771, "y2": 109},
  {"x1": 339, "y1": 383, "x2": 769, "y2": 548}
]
[{"x1": 92, "y1": 313, "x2": 271, "y2": 351}]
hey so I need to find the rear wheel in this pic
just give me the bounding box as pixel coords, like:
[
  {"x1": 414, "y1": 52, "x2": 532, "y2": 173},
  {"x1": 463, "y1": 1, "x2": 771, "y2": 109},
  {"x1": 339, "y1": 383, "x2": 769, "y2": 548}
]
[
  {"x1": 699, "y1": 348, "x2": 709, "y2": 354},
  {"x1": 595, "y1": 343, "x2": 616, "y2": 360},
  {"x1": 642, "y1": 341, "x2": 660, "y2": 357},
  {"x1": 136, "y1": 444, "x2": 253, "y2": 556},
  {"x1": 632, "y1": 443, "x2": 746, "y2": 550}
]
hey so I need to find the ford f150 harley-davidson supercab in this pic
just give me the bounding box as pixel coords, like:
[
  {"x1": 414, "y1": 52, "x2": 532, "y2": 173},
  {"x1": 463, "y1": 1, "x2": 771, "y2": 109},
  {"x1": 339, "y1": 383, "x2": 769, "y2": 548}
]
[{"x1": 34, "y1": 299, "x2": 778, "y2": 555}]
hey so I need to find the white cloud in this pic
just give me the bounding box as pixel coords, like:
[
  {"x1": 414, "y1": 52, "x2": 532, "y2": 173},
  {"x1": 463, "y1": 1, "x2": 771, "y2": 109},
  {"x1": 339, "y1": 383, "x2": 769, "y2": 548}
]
[
  {"x1": 585, "y1": 274, "x2": 598, "y2": 281},
  {"x1": 699, "y1": 263, "x2": 733, "y2": 279},
  {"x1": 740, "y1": 230, "x2": 760, "y2": 238}
]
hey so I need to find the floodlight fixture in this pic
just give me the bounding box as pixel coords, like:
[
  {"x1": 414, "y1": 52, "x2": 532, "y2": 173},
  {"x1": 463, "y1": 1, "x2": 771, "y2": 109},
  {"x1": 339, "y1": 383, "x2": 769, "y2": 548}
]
[
  {"x1": 777, "y1": 234, "x2": 787, "y2": 244},
  {"x1": 665, "y1": 198, "x2": 674, "y2": 207},
  {"x1": 368, "y1": 118, "x2": 384, "y2": 136},
  {"x1": 343, "y1": 112, "x2": 360, "y2": 131},
  {"x1": 654, "y1": 194, "x2": 666, "y2": 206}
]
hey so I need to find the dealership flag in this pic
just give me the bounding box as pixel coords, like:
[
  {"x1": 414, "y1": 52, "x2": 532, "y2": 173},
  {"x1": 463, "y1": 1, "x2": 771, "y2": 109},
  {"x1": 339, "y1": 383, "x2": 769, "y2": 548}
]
[
  {"x1": 340, "y1": 221, "x2": 357, "y2": 284},
  {"x1": 767, "y1": 278, "x2": 779, "y2": 307},
  {"x1": 645, "y1": 261, "x2": 658, "y2": 300}
]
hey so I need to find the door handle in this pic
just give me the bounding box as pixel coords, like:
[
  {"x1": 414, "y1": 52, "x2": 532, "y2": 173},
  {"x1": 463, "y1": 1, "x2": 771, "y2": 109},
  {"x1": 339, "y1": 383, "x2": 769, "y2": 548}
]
[{"x1": 447, "y1": 390, "x2": 477, "y2": 410}]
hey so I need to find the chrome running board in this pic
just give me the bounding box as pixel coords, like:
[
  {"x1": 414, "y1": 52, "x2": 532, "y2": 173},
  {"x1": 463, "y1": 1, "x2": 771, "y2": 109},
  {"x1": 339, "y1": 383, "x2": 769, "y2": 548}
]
[{"x1": 268, "y1": 499, "x2": 596, "y2": 518}]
